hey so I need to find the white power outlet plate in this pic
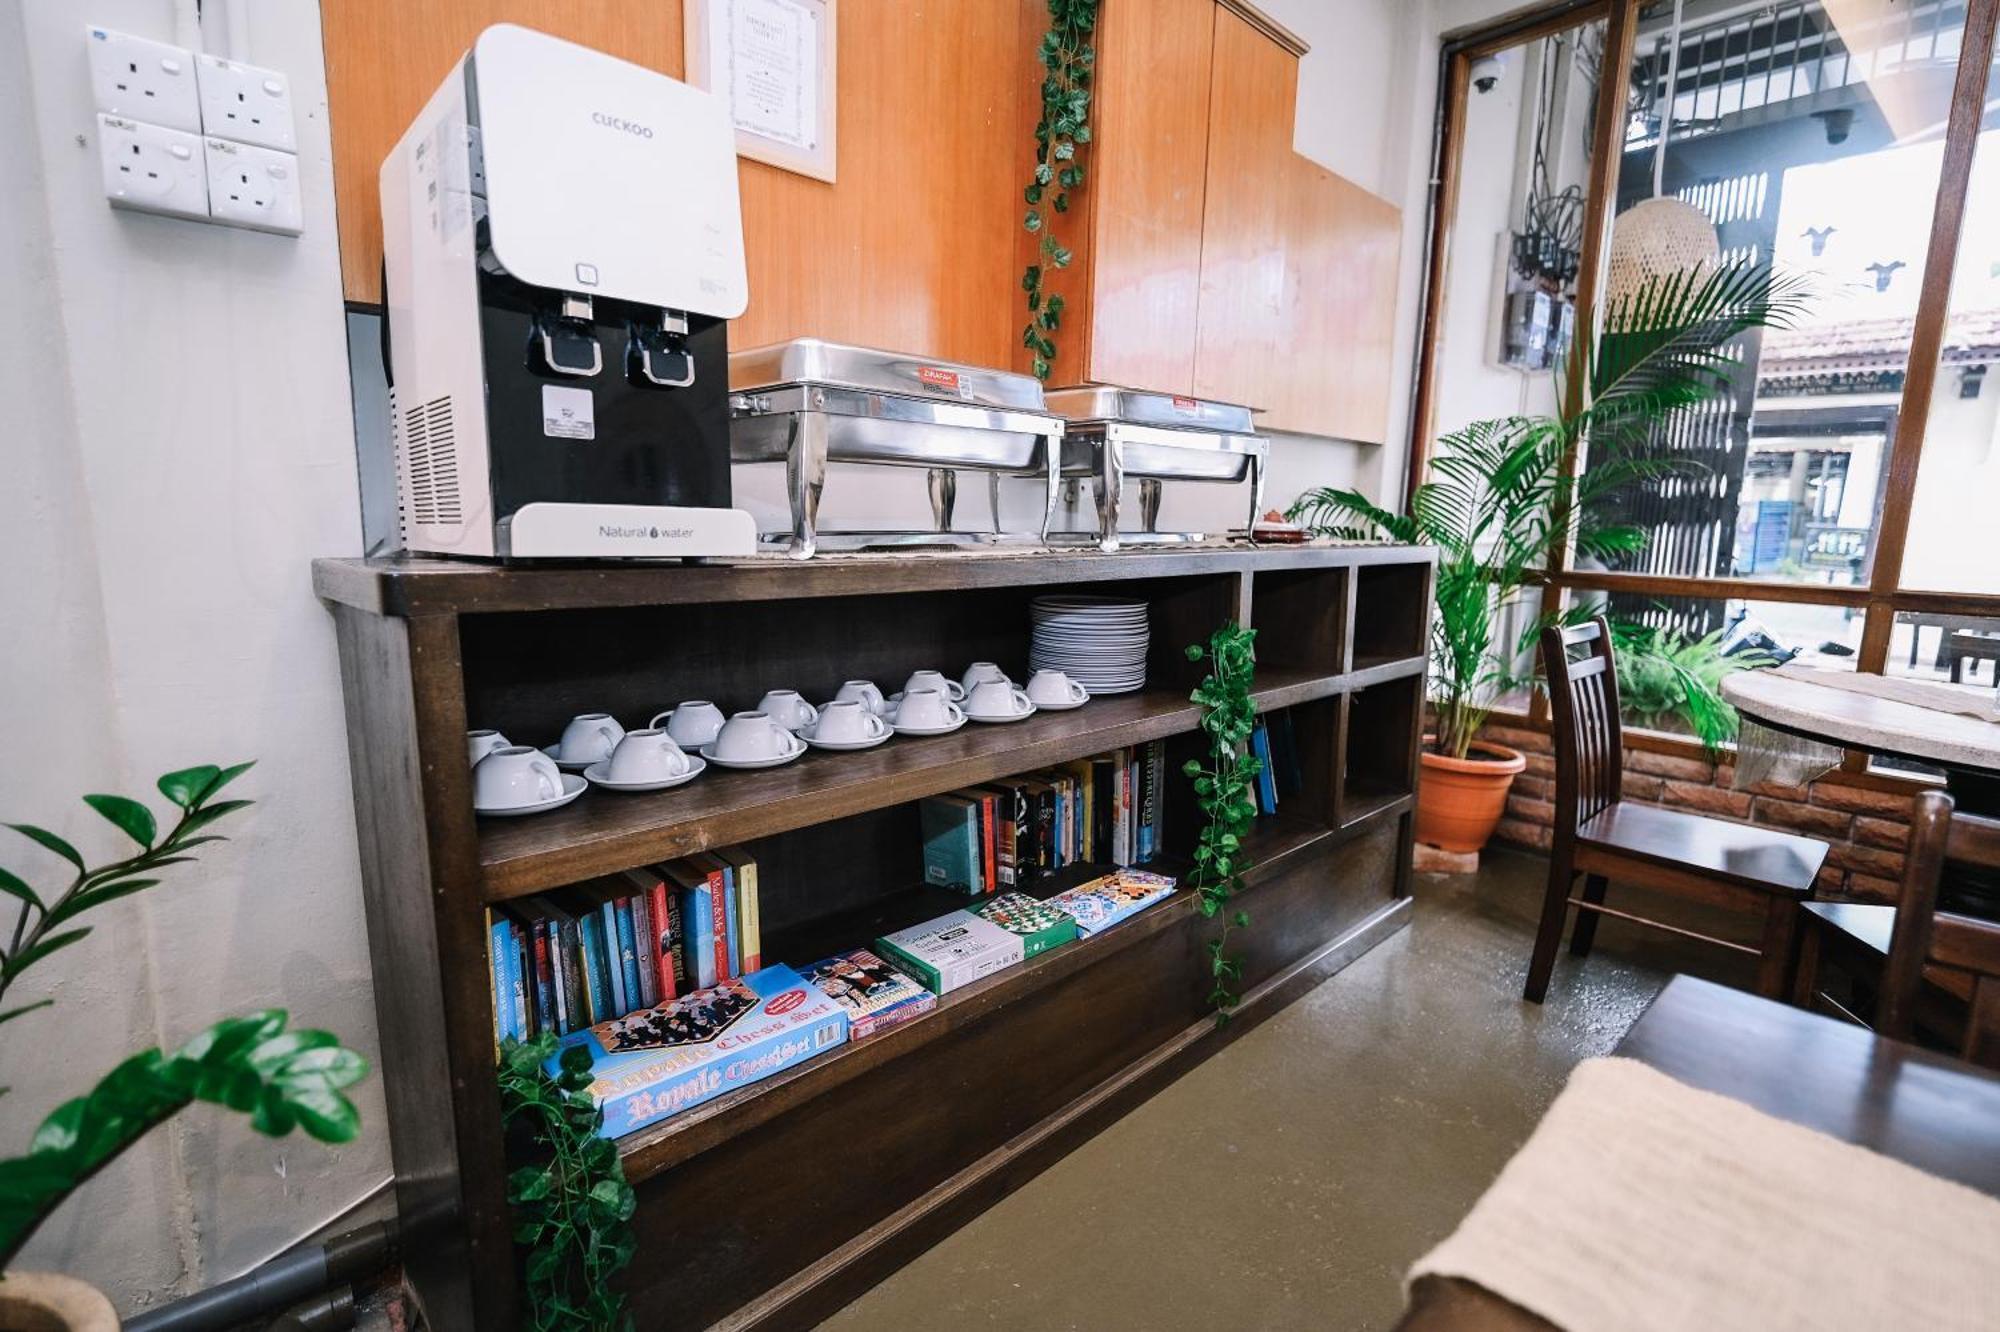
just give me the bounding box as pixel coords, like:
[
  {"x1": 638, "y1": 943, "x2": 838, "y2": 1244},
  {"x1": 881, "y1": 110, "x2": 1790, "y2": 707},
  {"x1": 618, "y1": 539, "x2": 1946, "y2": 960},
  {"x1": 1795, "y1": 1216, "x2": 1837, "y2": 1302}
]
[
  {"x1": 195, "y1": 53, "x2": 296, "y2": 152},
  {"x1": 98, "y1": 113, "x2": 208, "y2": 221},
  {"x1": 203, "y1": 137, "x2": 303, "y2": 235},
  {"x1": 87, "y1": 26, "x2": 201, "y2": 134}
]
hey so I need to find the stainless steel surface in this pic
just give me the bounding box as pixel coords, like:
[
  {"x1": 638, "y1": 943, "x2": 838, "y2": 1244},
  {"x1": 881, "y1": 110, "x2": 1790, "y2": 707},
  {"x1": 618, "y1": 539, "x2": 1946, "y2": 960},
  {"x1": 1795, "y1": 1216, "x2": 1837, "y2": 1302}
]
[
  {"x1": 729, "y1": 338, "x2": 1048, "y2": 410},
  {"x1": 1140, "y1": 478, "x2": 1163, "y2": 532},
  {"x1": 1055, "y1": 422, "x2": 1269, "y2": 554},
  {"x1": 927, "y1": 468, "x2": 957, "y2": 532},
  {"x1": 1045, "y1": 385, "x2": 1256, "y2": 434}
]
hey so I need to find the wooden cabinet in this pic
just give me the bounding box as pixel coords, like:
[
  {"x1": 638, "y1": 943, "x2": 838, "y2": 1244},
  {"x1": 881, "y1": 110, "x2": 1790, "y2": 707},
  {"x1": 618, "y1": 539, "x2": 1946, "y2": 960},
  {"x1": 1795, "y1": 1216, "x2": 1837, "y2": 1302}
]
[{"x1": 1045, "y1": 1, "x2": 1404, "y2": 442}]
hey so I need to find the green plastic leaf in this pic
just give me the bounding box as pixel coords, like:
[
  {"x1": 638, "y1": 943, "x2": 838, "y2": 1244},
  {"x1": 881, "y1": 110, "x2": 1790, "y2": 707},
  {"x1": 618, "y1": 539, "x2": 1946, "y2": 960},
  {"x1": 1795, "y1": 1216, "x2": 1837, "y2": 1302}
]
[
  {"x1": 1024, "y1": 209, "x2": 1042, "y2": 232},
  {"x1": 82, "y1": 795, "x2": 155, "y2": 849},
  {"x1": 172, "y1": 799, "x2": 253, "y2": 838},
  {"x1": 156, "y1": 765, "x2": 222, "y2": 810},
  {"x1": 6, "y1": 825, "x2": 82, "y2": 873},
  {"x1": 2, "y1": 928, "x2": 90, "y2": 982},
  {"x1": 197, "y1": 762, "x2": 256, "y2": 805},
  {"x1": 0, "y1": 999, "x2": 54, "y2": 1028}
]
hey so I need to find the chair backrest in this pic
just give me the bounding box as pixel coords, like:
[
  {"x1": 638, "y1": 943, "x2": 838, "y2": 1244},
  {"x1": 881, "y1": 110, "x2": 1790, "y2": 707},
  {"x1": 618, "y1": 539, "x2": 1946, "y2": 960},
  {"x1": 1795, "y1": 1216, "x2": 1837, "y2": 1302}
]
[
  {"x1": 1539, "y1": 617, "x2": 1625, "y2": 833},
  {"x1": 1880, "y1": 790, "x2": 2000, "y2": 1069}
]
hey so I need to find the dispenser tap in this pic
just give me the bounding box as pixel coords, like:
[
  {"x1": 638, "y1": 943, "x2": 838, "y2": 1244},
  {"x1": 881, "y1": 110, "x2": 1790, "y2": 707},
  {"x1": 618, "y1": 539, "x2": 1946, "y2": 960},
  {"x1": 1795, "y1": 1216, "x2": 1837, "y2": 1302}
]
[
  {"x1": 535, "y1": 293, "x2": 603, "y2": 377},
  {"x1": 630, "y1": 308, "x2": 695, "y2": 388}
]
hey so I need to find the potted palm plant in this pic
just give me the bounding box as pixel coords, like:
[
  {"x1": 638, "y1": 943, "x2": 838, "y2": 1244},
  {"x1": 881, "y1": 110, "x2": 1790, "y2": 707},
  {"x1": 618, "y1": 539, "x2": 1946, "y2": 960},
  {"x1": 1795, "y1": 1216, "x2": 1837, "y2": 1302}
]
[{"x1": 1291, "y1": 262, "x2": 1807, "y2": 854}]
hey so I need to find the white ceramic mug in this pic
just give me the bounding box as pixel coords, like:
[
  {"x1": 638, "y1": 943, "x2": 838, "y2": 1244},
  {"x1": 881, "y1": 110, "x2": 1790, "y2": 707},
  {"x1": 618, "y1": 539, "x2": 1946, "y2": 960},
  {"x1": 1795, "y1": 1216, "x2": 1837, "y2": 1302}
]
[
  {"x1": 895, "y1": 687, "x2": 964, "y2": 730},
  {"x1": 815, "y1": 699, "x2": 891, "y2": 744},
  {"x1": 474, "y1": 745, "x2": 562, "y2": 810},
  {"x1": 555, "y1": 713, "x2": 625, "y2": 765},
  {"x1": 903, "y1": 669, "x2": 967, "y2": 701},
  {"x1": 834, "y1": 679, "x2": 888, "y2": 715},
  {"x1": 712, "y1": 711, "x2": 803, "y2": 763},
  {"x1": 757, "y1": 689, "x2": 821, "y2": 732},
  {"x1": 966, "y1": 678, "x2": 1033, "y2": 719},
  {"x1": 467, "y1": 728, "x2": 511, "y2": 767},
  {"x1": 961, "y1": 661, "x2": 1010, "y2": 692},
  {"x1": 652, "y1": 700, "x2": 725, "y2": 749},
  {"x1": 606, "y1": 728, "x2": 692, "y2": 783},
  {"x1": 1027, "y1": 669, "x2": 1089, "y2": 707}
]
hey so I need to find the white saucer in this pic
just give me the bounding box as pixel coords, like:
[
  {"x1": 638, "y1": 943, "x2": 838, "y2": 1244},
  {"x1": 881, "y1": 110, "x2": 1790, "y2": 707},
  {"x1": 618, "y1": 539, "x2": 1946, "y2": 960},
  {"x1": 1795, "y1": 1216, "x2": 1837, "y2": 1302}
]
[
  {"x1": 1029, "y1": 695, "x2": 1089, "y2": 711},
  {"x1": 540, "y1": 745, "x2": 604, "y2": 772},
  {"x1": 802, "y1": 726, "x2": 892, "y2": 752},
  {"x1": 582, "y1": 756, "x2": 706, "y2": 793},
  {"x1": 891, "y1": 714, "x2": 970, "y2": 737},
  {"x1": 698, "y1": 741, "x2": 807, "y2": 770},
  {"x1": 475, "y1": 772, "x2": 586, "y2": 818},
  {"x1": 965, "y1": 700, "x2": 1038, "y2": 724}
]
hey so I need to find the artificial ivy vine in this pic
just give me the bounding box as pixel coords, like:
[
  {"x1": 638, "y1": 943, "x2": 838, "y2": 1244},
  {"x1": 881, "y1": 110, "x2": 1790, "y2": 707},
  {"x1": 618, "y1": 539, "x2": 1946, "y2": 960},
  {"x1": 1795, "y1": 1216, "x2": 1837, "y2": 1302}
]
[
  {"x1": 1021, "y1": 0, "x2": 1099, "y2": 380},
  {"x1": 498, "y1": 1035, "x2": 637, "y2": 1332},
  {"x1": 1185, "y1": 623, "x2": 1261, "y2": 1018}
]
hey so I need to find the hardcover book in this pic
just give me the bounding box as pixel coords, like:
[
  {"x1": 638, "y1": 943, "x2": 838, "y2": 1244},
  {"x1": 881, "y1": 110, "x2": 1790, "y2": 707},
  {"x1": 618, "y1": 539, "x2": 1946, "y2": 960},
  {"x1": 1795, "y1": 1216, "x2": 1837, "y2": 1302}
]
[
  {"x1": 1044, "y1": 869, "x2": 1179, "y2": 936},
  {"x1": 662, "y1": 860, "x2": 719, "y2": 990},
  {"x1": 803, "y1": 947, "x2": 936, "y2": 1040},
  {"x1": 973, "y1": 892, "x2": 1078, "y2": 959},
  {"x1": 875, "y1": 909, "x2": 1023, "y2": 994},
  {"x1": 717, "y1": 847, "x2": 762, "y2": 973},
  {"x1": 551, "y1": 965, "x2": 850, "y2": 1138},
  {"x1": 920, "y1": 794, "x2": 983, "y2": 894}
]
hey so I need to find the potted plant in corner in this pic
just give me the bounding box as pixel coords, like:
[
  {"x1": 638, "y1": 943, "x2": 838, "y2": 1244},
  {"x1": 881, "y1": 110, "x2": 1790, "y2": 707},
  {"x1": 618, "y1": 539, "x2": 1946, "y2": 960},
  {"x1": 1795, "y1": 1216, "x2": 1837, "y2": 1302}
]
[{"x1": 1290, "y1": 261, "x2": 1808, "y2": 854}]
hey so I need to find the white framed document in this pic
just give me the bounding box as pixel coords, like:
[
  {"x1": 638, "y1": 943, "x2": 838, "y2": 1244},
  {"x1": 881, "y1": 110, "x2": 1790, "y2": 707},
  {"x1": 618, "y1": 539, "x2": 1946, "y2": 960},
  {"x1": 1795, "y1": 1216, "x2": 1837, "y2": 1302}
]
[{"x1": 683, "y1": 0, "x2": 837, "y2": 183}]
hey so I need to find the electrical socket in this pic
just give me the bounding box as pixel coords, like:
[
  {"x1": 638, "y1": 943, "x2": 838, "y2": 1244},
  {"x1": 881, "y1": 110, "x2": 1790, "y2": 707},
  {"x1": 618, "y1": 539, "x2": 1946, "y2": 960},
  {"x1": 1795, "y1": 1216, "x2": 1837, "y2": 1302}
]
[
  {"x1": 98, "y1": 114, "x2": 208, "y2": 221},
  {"x1": 195, "y1": 53, "x2": 296, "y2": 153},
  {"x1": 202, "y1": 137, "x2": 303, "y2": 235},
  {"x1": 87, "y1": 26, "x2": 201, "y2": 134}
]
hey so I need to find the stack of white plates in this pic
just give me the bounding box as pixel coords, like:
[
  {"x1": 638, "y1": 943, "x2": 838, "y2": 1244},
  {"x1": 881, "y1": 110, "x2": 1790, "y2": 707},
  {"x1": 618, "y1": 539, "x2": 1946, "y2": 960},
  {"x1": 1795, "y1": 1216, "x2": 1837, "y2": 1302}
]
[{"x1": 1029, "y1": 595, "x2": 1150, "y2": 694}]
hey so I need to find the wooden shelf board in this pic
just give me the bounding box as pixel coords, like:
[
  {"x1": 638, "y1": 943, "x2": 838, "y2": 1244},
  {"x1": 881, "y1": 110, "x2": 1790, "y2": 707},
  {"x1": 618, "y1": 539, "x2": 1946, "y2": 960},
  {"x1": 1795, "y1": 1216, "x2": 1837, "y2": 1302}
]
[
  {"x1": 1340, "y1": 781, "x2": 1413, "y2": 830},
  {"x1": 614, "y1": 811, "x2": 1338, "y2": 1183},
  {"x1": 1344, "y1": 654, "x2": 1426, "y2": 689},
  {"x1": 479, "y1": 668, "x2": 1342, "y2": 900},
  {"x1": 312, "y1": 545, "x2": 1435, "y2": 618}
]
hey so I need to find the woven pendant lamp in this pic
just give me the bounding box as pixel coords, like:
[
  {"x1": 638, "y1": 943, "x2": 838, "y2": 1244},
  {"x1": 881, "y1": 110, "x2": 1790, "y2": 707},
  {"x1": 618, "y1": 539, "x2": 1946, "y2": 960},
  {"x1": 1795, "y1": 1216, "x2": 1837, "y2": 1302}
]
[{"x1": 1606, "y1": 0, "x2": 1718, "y2": 309}]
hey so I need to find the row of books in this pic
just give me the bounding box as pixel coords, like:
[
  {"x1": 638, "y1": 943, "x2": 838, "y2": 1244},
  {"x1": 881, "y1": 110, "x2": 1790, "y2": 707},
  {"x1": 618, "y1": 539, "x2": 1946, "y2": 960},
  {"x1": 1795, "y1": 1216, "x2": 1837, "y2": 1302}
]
[
  {"x1": 486, "y1": 849, "x2": 761, "y2": 1047},
  {"x1": 919, "y1": 741, "x2": 1167, "y2": 894},
  {"x1": 1251, "y1": 711, "x2": 1305, "y2": 816}
]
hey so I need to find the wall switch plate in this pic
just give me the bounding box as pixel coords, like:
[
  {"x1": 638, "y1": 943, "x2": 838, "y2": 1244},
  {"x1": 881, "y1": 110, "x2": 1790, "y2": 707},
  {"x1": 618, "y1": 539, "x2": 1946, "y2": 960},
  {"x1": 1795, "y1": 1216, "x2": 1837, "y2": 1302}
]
[
  {"x1": 203, "y1": 137, "x2": 303, "y2": 235},
  {"x1": 98, "y1": 114, "x2": 208, "y2": 221},
  {"x1": 87, "y1": 26, "x2": 201, "y2": 134},
  {"x1": 195, "y1": 53, "x2": 296, "y2": 152}
]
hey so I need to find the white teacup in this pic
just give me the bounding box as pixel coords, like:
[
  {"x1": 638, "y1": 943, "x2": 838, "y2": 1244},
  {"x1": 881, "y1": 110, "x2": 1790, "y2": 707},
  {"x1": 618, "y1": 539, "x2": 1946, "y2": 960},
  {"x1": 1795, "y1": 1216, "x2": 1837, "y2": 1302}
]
[
  {"x1": 1027, "y1": 669, "x2": 1089, "y2": 707},
  {"x1": 757, "y1": 689, "x2": 820, "y2": 732},
  {"x1": 814, "y1": 699, "x2": 891, "y2": 744},
  {"x1": 961, "y1": 661, "x2": 1010, "y2": 692},
  {"x1": 651, "y1": 700, "x2": 725, "y2": 749},
  {"x1": 554, "y1": 713, "x2": 624, "y2": 765},
  {"x1": 467, "y1": 729, "x2": 511, "y2": 767},
  {"x1": 903, "y1": 669, "x2": 967, "y2": 701},
  {"x1": 474, "y1": 746, "x2": 563, "y2": 810},
  {"x1": 834, "y1": 679, "x2": 888, "y2": 715},
  {"x1": 895, "y1": 687, "x2": 964, "y2": 731},
  {"x1": 712, "y1": 711, "x2": 803, "y2": 763},
  {"x1": 966, "y1": 678, "x2": 1033, "y2": 719},
  {"x1": 605, "y1": 728, "x2": 692, "y2": 783}
]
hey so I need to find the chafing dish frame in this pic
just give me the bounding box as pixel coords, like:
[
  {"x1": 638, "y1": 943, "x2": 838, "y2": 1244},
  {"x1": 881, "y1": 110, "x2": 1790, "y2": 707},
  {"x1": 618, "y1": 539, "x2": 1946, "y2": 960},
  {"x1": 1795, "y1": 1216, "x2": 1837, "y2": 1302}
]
[{"x1": 1053, "y1": 421, "x2": 1268, "y2": 554}]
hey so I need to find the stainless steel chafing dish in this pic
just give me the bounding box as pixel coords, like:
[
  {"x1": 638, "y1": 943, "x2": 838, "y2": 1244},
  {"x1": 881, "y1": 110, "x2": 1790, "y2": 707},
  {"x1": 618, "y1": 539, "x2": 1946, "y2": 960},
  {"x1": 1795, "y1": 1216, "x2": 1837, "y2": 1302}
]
[
  {"x1": 1046, "y1": 386, "x2": 1268, "y2": 553},
  {"x1": 728, "y1": 339, "x2": 1065, "y2": 559}
]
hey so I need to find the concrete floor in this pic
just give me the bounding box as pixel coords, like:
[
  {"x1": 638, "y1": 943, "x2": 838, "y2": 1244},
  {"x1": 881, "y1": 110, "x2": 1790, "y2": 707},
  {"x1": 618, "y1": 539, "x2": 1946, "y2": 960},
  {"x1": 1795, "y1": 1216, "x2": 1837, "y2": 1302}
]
[{"x1": 822, "y1": 848, "x2": 1758, "y2": 1331}]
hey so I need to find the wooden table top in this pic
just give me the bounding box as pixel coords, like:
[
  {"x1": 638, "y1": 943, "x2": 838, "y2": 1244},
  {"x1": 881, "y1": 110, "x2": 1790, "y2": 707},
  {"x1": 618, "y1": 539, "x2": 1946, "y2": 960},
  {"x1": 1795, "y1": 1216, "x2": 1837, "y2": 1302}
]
[
  {"x1": 1617, "y1": 975, "x2": 2000, "y2": 1198},
  {"x1": 1723, "y1": 669, "x2": 2000, "y2": 775}
]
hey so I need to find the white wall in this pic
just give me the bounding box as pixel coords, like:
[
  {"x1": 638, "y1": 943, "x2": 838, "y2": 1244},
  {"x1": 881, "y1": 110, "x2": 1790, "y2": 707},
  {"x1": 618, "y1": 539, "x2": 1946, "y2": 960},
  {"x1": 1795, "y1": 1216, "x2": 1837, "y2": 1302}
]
[{"x1": 0, "y1": 0, "x2": 388, "y2": 1314}]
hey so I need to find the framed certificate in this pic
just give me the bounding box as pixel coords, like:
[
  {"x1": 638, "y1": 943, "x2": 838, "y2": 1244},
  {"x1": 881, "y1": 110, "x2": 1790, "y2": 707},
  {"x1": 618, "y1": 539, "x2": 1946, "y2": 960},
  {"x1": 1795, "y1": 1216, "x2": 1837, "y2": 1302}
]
[{"x1": 684, "y1": 0, "x2": 837, "y2": 183}]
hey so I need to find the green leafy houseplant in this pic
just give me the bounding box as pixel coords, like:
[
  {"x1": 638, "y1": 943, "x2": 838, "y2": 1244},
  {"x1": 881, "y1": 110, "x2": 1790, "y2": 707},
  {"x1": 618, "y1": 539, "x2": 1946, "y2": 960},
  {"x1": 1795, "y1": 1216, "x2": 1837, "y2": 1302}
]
[
  {"x1": 498, "y1": 1034, "x2": 636, "y2": 1332},
  {"x1": 1290, "y1": 262, "x2": 1811, "y2": 761},
  {"x1": 1185, "y1": 623, "x2": 1261, "y2": 1018},
  {"x1": 1020, "y1": 0, "x2": 1098, "y2": 380},
  {"x1": 0, "y1": 764, "x2": 368, "y2": 1272},
  {"x1": 1609, "y1": 620, "x2": 1774, "y2": 750}
]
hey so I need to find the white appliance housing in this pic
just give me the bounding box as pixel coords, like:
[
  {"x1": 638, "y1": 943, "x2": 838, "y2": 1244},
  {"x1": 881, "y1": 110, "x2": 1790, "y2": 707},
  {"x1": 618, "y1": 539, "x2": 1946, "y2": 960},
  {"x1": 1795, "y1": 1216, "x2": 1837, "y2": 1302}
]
[{"x1": 380, "y1": 23, "x2": 755, "y2": 558}]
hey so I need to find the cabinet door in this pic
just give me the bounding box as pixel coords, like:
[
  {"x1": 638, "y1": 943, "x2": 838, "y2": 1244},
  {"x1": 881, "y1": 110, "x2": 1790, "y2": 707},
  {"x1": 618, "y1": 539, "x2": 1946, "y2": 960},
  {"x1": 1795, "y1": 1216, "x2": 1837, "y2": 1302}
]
[{"x1": 1284, "y1": 164, "x2": 1402, "y2": 442}]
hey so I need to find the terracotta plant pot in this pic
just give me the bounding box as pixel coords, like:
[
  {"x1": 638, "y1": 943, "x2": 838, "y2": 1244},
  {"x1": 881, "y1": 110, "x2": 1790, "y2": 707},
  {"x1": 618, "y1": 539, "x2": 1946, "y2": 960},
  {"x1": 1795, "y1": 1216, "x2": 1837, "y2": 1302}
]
[
  {"x1": 1414, "y1": 738, "x2": 1527, "y2": 854},
  {"x1": 0, "y1": 1273, "x2": 120, "y2": 1331}
]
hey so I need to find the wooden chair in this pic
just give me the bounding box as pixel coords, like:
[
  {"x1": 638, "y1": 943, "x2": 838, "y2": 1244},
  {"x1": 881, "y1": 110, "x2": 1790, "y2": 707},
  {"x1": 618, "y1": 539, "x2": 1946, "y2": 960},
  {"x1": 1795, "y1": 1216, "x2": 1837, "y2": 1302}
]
[
  {"x1": 1879, "y1": 790, "x2": 2000, "y2": 1068},
  {"x1": 1525, "y1": 618, "x2": 1829, "y2": 1003}
]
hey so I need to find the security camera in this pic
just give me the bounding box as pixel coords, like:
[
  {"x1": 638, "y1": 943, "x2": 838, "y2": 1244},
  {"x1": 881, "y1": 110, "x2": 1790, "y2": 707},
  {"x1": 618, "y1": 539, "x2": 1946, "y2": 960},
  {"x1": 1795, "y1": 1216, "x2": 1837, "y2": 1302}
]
[{"x1": 1470, "y1": 54, "x2": 1506, "y2": 94}]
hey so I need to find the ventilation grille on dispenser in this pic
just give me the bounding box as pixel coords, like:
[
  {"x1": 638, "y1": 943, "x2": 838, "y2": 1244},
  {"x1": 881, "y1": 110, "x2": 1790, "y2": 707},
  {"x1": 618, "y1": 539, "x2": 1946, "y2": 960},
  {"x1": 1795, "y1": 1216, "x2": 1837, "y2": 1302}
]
[{"x1": 402, "y1": 394, "x2": 462, "y2": 527}]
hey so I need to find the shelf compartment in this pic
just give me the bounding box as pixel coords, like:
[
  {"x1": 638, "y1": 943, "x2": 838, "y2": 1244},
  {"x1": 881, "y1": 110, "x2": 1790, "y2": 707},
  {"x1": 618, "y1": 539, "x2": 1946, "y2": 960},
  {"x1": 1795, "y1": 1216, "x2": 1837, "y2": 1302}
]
[
  {"x1": 1349, "y1": 561, "x2": 1429, "y2": 672},
  {"x1": 1337, "y1": 673, "x2": 1422, "y2": 829},
  {"x1": 1250, "y1": 566, "x2": 1348, "y2": 678},
  {"x1": 615, "y1": 811, "x2": 1334, "y2": 1184},
  {"x1": 479, "y1": 668, "x2": 1341, "y2": 900}
]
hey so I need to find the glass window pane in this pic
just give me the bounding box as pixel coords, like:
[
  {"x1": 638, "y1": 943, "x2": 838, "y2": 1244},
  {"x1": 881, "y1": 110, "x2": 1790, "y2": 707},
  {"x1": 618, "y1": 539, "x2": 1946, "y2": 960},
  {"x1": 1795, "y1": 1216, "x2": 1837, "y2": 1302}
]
[
  {"x1": 1584, "y1": 0, "x2": 1978, "y2": 590},
  {"x1": 1884, "y1": 609, "x2": 2000, "y2": 686}
]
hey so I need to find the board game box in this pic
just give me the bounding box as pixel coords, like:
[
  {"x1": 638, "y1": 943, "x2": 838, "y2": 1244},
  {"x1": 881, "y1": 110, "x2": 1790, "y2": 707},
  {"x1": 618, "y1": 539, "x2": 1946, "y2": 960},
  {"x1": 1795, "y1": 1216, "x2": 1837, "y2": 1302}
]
[
  {"x1": 876, "y1": 910, "x2": 1023, "y2": 994},
  {"x1": 1044, "y1": 869, "x2": 1179, "y2": 936},
  {"x1": 550, "y1": 964, "x2": 850, "y2": 1137},
  {"x1": 803, "y1": 947, "x2": 937, "y2": 1040},
  {"x1": 973, "y1": 892, "x2": 1078, "y2": 959}
]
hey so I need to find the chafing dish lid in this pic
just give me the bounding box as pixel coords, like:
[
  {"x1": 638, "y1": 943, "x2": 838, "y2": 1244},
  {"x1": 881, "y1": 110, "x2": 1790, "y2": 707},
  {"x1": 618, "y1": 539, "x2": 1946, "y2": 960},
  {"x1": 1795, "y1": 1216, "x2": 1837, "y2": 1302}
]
[
  {"x1": 1044, "y1": 385, "x2": 1256, "y2": 434},
  {"x1": 729, "y1": 338, "x2": 1048, "y2": 411}
]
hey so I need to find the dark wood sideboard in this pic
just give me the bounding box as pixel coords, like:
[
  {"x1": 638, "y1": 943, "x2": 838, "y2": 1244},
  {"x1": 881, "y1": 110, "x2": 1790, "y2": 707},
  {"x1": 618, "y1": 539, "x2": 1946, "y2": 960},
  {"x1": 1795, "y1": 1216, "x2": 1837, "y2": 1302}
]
[{"x1": 312, "y1": 544, "x2": 1434, "y2": 1331}]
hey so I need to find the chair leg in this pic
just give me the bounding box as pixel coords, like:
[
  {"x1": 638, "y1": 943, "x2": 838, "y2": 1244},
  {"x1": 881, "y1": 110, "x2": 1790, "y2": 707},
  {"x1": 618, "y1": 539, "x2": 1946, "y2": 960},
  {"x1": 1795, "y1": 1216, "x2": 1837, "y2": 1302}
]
[
  {"x1": 1790, "y1": 915, "x2": 1823, "y2": 1010},
  {"x1": 1755, "y1": 895, "x2": 1802, "y2": 1000},
  {"x1": 1569, "y1": 874, "x2": 1609, "y2": 957},
  {"x1": 1524, "y1": 845, "x2": 1576, "y2": 1004}
]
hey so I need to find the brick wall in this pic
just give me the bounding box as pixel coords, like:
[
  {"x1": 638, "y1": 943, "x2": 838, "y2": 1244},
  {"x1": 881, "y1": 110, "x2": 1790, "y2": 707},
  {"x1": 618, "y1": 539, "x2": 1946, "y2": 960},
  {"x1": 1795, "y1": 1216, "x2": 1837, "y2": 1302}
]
[{"x1": 1478, "y1": 722, "x2": 1921, "y2": 903}]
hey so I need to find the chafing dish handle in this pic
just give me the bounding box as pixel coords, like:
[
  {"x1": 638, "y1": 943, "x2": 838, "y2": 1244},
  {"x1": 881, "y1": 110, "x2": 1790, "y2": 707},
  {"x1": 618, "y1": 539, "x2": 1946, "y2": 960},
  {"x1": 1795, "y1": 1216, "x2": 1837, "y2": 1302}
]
[
  {"x1": 1094, "y1": 434, "x2": 1123, "y2": 554},
  {"x1": 785, "y1": 412, "x2": 827, "y2": 561}
]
